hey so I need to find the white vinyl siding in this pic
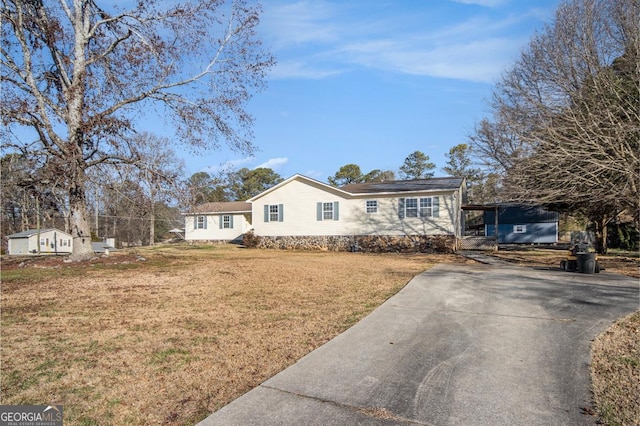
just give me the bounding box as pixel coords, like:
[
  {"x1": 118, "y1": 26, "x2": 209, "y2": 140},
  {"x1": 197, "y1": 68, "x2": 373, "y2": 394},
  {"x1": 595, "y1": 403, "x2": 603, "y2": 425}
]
[
  {"x1": 250, "y1": 176, "x2": 459, "y2": 237},
  {"x1": 185, "y1": 213, "x2": 251, "y2": 241}
]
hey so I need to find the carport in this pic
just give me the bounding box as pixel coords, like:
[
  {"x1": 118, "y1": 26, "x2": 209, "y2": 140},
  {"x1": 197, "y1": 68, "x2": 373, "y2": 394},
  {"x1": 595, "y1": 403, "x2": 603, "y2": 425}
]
[{"x1": 460, "y1": 204, "x2": 499, "y2": 250}]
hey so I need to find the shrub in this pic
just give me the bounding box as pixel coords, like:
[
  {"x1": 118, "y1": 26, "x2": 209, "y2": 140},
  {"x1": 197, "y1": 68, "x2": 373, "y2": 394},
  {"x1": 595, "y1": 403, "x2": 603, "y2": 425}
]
[{"x1": 242, "y1": 230, "x2": 260, "y2": 248}]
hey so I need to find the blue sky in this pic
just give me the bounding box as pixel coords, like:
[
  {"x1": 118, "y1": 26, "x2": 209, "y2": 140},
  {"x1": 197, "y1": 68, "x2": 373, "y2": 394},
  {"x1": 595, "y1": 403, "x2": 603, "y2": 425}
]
[
  {"x1": 7, "y1": 0, "x2": 560, "y2": 183},
  {"x1": 181, "y1": 0, "x2": 560, "y2": 182}
]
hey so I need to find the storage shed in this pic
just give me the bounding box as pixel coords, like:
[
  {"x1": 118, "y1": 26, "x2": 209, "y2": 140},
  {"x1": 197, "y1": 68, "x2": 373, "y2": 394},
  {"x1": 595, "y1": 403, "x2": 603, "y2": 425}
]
[
  {"x1": 484, "y1": 205, "x2": 559, "y2": 244},
  {"x1": 7, "y1": 228, "x2": 73, "y2": 255}
]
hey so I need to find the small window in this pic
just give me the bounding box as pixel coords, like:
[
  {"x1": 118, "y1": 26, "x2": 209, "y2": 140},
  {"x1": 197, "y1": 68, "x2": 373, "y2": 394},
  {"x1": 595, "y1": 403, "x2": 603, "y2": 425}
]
[
  {"x1": 514, "y1": 225, "x2": 527, "y2": 233},
  {"x1": 264, "y1": 204, "x2": 284, "y2": 222},
  {"x1": 222, "y1": 215, "x2": 232, "y2": 229},
  {"x1": 40, "y1": 238, "x2": 46, "y2": 246},
  {"x1": 366, "y1": 200, "x2": 378, "y2": 214},
  {"x1": 323, "y1": 202, "x2": 334, "y2": 220},
  {"x1": 269, "y1": 205, "x2": 280, "y2": 222},
  {"x1": 196, "y1": 216, "x2": 206, "y2": 229},
  {"x1": 420, "y1": 198, "x2": 432, "y2": 217},
  {"x1": 405, "y1": 198, "x2": 418, "y2": 218}
]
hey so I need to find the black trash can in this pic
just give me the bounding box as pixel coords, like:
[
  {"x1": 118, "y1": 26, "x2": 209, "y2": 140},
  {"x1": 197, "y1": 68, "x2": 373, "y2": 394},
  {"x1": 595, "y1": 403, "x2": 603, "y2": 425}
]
[{"x1": 577, "y1": 253, "x2": 596, "y2": 274}]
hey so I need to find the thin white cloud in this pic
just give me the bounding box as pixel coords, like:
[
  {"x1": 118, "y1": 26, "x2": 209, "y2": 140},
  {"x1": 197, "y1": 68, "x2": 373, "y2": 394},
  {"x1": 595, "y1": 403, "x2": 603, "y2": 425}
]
[
  {"x1": 262, "y1": 0, "x2": 341, "y2": 48},
  {"x1": 341, "y1": 37, "x2": 523, "y2": 83},
  {"x1": 256, "y1": 157, "x2": 289, "y2": 169},
  {"x1": 269, "y1": 60, "x2": 345, "y2": 80},
  {"x1": 262, "y1": 1, "x2": 548, "y2": 83}
]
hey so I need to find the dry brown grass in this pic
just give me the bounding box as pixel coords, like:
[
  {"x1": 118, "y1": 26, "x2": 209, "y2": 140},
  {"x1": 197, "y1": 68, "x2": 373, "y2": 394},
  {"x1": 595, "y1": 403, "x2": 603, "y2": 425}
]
[
  {"x1": 1, "y1": 244, "x2": 468, "y2": 425},
  {"x1": 591, "y1": 311, "x2": 640, "y2": 426},
  {"x1": 2, "y1": 245, "x2": 637, "y2": 425}
]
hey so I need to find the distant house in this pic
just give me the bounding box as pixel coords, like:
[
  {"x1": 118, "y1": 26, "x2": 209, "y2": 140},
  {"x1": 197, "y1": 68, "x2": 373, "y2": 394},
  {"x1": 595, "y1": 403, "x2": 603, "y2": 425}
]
[
  {"x1": 7, "y1": 228, "x2": 73, "y2": 256},
  {"x1": 184, "y1": 201, "x2": 252, "y2": 243},
  {"x1": 484, "y1": 205, "x2": 559, "y2": 244}
]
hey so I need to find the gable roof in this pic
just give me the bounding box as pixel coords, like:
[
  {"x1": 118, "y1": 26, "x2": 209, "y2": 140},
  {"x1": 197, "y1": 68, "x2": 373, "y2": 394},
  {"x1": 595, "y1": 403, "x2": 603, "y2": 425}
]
[
  {"x1": 7, "y1": 228, "x2": 71, "y2": 239},
  {"x1": 186, "y1": 201, "x2": 251, "y2": 215},
  {"x1": 341, "y1": 177, "x2": 465, "y2": 194},
  {"x1": 248, "y1": 174, "x2": 351, "y2": 201},
  {"x1": 247, "y1": 174, "x2": 465, "y2": 203}
]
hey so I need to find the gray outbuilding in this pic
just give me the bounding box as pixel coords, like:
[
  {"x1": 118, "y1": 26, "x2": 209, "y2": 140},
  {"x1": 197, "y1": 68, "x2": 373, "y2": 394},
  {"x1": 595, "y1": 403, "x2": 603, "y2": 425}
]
[{"x1": 484, "y1": 204, "x2": 559, "y2": 244}]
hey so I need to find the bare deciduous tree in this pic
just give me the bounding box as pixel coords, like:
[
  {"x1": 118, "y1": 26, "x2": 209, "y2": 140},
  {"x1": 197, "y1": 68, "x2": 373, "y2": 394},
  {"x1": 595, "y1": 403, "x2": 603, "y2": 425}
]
[
  {"x1": 1, "y1": 0, "x2": 274, "y2": 259},
  {"x1": 470, "y1": 0, "x2": 639, "y2": 252},
  {"x1": 131, "y1": 133, "x2": 184, "y2": 245}
]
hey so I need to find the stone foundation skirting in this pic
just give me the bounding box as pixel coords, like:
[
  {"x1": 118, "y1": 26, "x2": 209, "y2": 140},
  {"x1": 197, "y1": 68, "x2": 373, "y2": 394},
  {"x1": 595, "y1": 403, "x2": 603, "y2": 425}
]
[{"x1": 246, "y1": 233, "x2": 457, "y2": 253}]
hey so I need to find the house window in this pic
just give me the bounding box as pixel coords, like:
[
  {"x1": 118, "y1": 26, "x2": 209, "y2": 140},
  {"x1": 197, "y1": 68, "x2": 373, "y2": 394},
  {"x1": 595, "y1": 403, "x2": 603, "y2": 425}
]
[
  {"x1": 420, "y1": 198, "x2": 432, "y2": 217},
  {"x1": 366, "y1": 200, "x2": 378, "y2": 214},
  {"x1": 400, "y1": 197, "x2": 439, "y2": 219},
  {"x1": 222, "y1": 215, "x2": 232, "y2": 229},
  {"x1": 264, "y1": 204, "x2": 284, "y2": 222},
  {"x1": 514, "y1": 225, "x2": 527, "y2": 233},
  {"x1": 195, "y1": 216, "x2": 206, "y2": 229},
  {"x1": 270, "y1": 205, "x2": 279, "y2": 222},
  {"x1": 405, "y1": 198, "x2": 418, "y2": 217},
  {"x1": 317, "y1": 202, "x2": 339, "y2": 221},
  {"x1": 40, "y1": 238, "x2": 45, "y2": 246},
  {"x1": 323, "y1": 202, "x2": 334, "y2": 220}
]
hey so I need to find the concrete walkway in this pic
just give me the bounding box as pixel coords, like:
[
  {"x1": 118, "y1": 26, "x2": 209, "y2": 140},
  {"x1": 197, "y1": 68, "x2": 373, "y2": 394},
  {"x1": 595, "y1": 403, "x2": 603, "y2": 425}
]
[{"x1": 199, "y1": 262, "x2": 639, "y2": 426}]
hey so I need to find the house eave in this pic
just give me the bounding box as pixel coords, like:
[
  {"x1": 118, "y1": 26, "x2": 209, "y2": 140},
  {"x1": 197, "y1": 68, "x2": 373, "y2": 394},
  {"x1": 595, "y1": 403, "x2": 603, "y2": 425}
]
[{"x1": 248, "y1": 174, "x2": 352, "y2": 202}]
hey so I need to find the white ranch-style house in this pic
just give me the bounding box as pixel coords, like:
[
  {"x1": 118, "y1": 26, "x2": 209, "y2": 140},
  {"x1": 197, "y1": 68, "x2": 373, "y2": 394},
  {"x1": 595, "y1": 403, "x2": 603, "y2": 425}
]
[
  {"x1": 184, "y1": 201, "x2": 252, "y2": 243},
  {"x1": 185, "y1": 174, "x2": 467, "y2": 252},
  {"x1": 7, "y1": 228, "x2": 73, "y2": 256}
]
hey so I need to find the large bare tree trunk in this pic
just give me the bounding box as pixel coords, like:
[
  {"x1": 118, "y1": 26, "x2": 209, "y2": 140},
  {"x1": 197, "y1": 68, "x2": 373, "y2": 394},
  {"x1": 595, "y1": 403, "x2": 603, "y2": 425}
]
[
  {"x1": 68, "y1": 165, "x2": 94, "y2": 261},
  {"x1": 592, "y1": 214, "x2": 610, "y2": 255}
]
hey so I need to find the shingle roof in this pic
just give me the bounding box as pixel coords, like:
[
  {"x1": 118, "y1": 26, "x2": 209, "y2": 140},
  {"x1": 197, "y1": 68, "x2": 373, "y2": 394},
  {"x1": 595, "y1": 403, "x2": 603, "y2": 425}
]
[
  {"x1": 6, "y1": 228, "x2": 66, "y2": 238},
  {"x1": 341, "y1": 177, "x2": 464, "y2": 194},
  {"x1": 187, "y1": 201, "x2": 252, "y2": 214}
]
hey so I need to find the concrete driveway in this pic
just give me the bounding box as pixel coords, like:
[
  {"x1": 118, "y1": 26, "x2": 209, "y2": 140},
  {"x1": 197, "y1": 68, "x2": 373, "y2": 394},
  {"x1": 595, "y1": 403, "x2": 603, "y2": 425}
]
[{"x1": 199, "y1": 261, "x2": 639, "y2": 426}]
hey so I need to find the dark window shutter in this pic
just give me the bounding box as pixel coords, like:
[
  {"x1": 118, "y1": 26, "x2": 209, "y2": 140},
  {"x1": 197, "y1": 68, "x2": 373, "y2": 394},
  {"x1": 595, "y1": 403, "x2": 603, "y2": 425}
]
[
  {"x1": 433, "y1": 197, "x2": 439, "y2": 217},
  {"x1": 334, "y1": 201, "x2": 339, "y2": 220},
  {"x1": 317, "y1": 202, "x2": 323, "y2": 221},
  {"x1": 264, "y1": 205, "x2": 269, "y2": 222},
  {"x1": 203, "y1": 216, "x2": 207, "y2": 229},
  {"x1": 230, "y1": 215, "x2": 234, "y2": 228},
  {"x1": 398, "y1": 198, "x2": 405, "y2": 219},
  {"x1": 278, "y1": 204, "x2": 284, "y2": 222},
  {"x1": 193, "y1": 216, "x2": 197, "y2": 229},
  {"x1": 219, "y1": 215, "x2": 223, "y2": 229}
]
